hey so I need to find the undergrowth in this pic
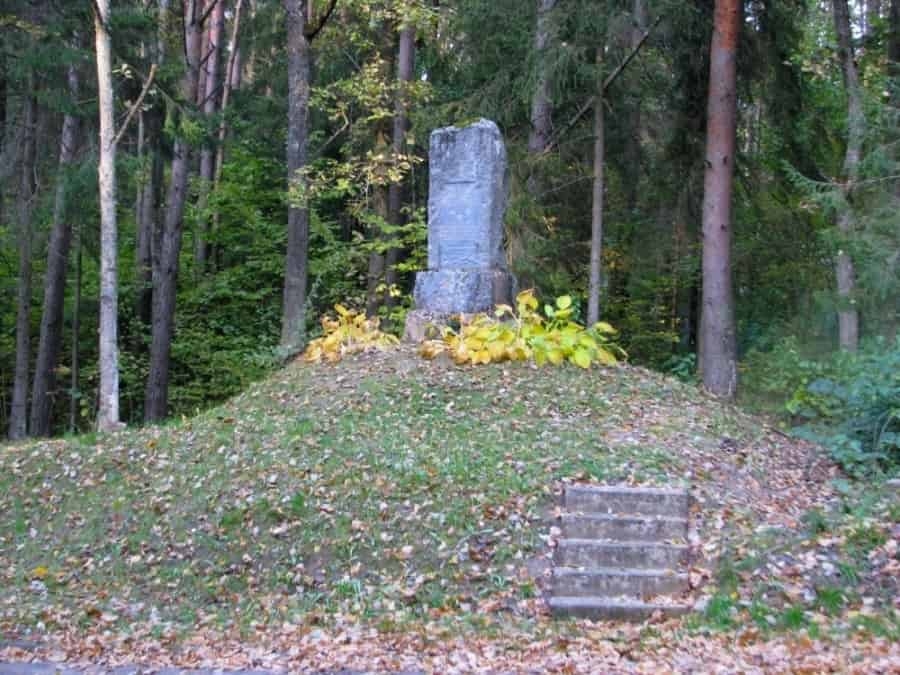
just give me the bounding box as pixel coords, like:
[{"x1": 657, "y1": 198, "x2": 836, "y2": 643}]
[{"x1": 743, "y1": 336, "x2": 900, "y2": 476}]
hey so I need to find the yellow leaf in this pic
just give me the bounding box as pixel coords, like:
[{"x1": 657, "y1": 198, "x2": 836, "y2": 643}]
[
  {"x1": 547, "y1": 348, "x2": 565, "y2": 365},
  {"x1": 334, "y1": 303, "x2": 350, "y2": 317},
  {"x1": 593, "y1": 321, "x2": 617, "y2": 334},
  {"x1": 487, "y1": 341, "x2": 506, "y2": 360},
  {"x1": 571, "y1": 349, "x2": 592, "y2": 369},
  {"x1": 595, "y1": 347, "x2": 618, "y2": 365},
  {"x1": 516, "y1": 289, "x2": 539, "y2": 310},
  {"x1": 31, "y1": 566, "x2": 49, "y2": 580},
  {"x1": 419, "y1": 342, "x2": 442, "y2": 359},
  {"x1": 556, "y1": 295, "x2": 573, "y2": 310}
]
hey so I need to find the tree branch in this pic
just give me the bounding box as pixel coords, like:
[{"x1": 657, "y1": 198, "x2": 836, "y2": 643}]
[
  {"x1": 113, "y1": 63, "x2": 158, "y2": 148},
  {"x1": 305, "y1": 0, "x2": 338, "y2": 42},
  {"x1": 198, "y1": 0, "x2": 222, "y2": 28},
  {"x1": 545, "y1": 14, "x2": 661, "y2": 154}
]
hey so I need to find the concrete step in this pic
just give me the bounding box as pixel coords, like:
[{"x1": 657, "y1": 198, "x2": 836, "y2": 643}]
[
  {"x1": 564, "y1": 485, "x2": 689, "y2": 517},
  {"x1": 548, "y1": 596, "x2": 692, "y2": 621},
  {"x1": 561, "y1": 513, "x2": 687, "y2": 542},
  {"x1": 552, "y1": 566, "x2": 689, "y2": 597},
  {"x1": 555, "y1": 539, "x2": 689, "y2": 570}
]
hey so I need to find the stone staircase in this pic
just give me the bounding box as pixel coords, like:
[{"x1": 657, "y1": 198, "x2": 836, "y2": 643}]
[{"x1": 548, "y1": 485, "x2": 693, "y2": 621}]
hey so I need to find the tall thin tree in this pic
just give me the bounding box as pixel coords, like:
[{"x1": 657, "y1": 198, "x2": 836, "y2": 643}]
[
  {"x1": 136, "y1": 0, "x2": 169, "y2": 329},
  {"x1": 282, "y1": 0, "x2": 313, "y2": 350},
  {"x1": 384, "y1": 19, "x2": 416, "y2": 307},
  {"x1": 145, "y1": 0, "x2": 204, "y2": 421},
  {"x1": 94, "y1": 0, "x2": 121, "y2": 431},
  {"x1": 587, "y1": 46, "x2": 605, "y2": 326},
  {"x1": 365, "y1": 31, "x2": 395, "y2": 318},
  {"x1": 832, "y1": 0, "x2": 864, "y2": 351},
  {"x1": 9, "y1": 91, "x2": 37, "y2": 440},
  {"x1": 528, "y1": 0, "x2": 557, "y2": 155},
  {"x1": 281, "y1": 0, "x2": 337, "y2": 350},
  {"x1": 195, "y1": 0, "x2": 226, "y2": 274},
  {"x1": 699, "y1": 0, "x2": 740, "y2": 399},
  {"x1": 211, "y1": 0, "x2": 246, "y2": 254},
  {"x1": 30, "y1": 60, "x2": 82, "y2": 436}
]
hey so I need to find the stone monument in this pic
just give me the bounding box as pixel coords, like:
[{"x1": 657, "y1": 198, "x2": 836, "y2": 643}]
[{"x1": 404, "y1": 119, "x2": 516, "y2": 341}]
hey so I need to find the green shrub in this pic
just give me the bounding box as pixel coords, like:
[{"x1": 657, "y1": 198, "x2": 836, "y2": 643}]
[{"x1": 746, "y1": 337, "x2": 900, "y2": 475}]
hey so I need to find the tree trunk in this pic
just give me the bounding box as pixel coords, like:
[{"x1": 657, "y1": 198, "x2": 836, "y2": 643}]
[
  {"x1": 0, "y1": 52, "x2": 6, "y2": 152},
  {"x1": 587, "y1": 47, "x2": 605, "y2": 326},
  {"x1": 197, "y1": 1, "x2": 211, "y2": 101},
  {"x1": 528, "y1": 0, "x2": 557, "y2": 154},
  {"x1": 365, "y1": 35, "x2": 395, "y2": 319},
  {"x1": 366, "y1": 174, "x2": 389, "y2": 318},
  {"x1": 94, "y1": 0, "x2": 122, "y2": 431},
  {"x1": 384, "y1": 22, "x2": 416, "y2": 308},
  {"x1": 0, "y1": 51, "x2": 6, "y2": 228},
  {"x1": 211, "y1": 0, "x2": 245, "y2": 259},
  {"x1": 891, "y1": 0, "x2": 900, "y2": 69},
  {"x1": 833, "y1": 0, "x2": 864, "y2": 351},
  {"x1": 281, "y1": 0, "x2": 312, "y2": 350},
  {"x1": 136, "y1": 112, "x2": 163, "y2": 328},
  {"x1": 136, "y1": 0, "x2": 169, "y2": 329},
  {"x1": 195, "y1": 0, "x2": 225, "y2": 274},
  {"x1": 699, "y1": 0, "x2": 740, "y2": 400},
  {"x1": 30, "y1": 62, "x2": 82, "y2": 437},
  {"x1": 9, "y1": 92, "x2": 37, "y2": 440},
  {"x1": 622, "y1": 0, "x2": 647, "y2": 212},
  {"x1": 145, "y1": 0, "x2": 203, "y2": 422},
  {"x1": 70, "y1": 226, "x2": 83, "y2": 433}
]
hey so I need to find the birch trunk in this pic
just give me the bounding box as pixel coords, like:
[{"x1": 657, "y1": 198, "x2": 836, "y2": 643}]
[{"x1": 95, "y1": 0, "x2": 122, "y2": 431}]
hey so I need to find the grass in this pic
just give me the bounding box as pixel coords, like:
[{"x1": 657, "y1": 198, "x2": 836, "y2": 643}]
[
  {"x1": 0, "y1": 348, "x2": 896, "y2": 650},
  {"x1": 687, "y1": 480, "x2": 900, "y2": 640}
]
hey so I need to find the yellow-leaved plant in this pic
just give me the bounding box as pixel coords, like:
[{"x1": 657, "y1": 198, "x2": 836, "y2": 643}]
[
  {"x1": 419, "y1": 290, "x2": 625, "y2": 368},
  {"x1": 303, "y1": 304, "x2": 399, "y2": 363}
]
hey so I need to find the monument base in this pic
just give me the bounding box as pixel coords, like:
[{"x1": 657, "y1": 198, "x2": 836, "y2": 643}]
[
  {"x1": 403, "y1": 269, "x2": 517, "y2": 343},
  {"x1": 414, "y1": 268, "x2": 515, "y2": 314}
]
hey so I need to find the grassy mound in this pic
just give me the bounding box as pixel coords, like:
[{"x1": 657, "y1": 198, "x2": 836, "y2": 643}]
[{"x1": 1, "y1": 348, "x2": 897, "y2": 668}]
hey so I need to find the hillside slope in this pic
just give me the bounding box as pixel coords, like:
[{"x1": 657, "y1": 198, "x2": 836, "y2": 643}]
[{"x1": 1, "y1": 348, "x2": 897, "y2": 671}]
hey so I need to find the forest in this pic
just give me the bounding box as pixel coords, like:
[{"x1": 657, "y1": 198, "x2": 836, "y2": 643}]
[
  {"x1": 0, "y1": 1, "x2": 899, "y2": 669},
  {"x1": 0, "y1": 0, "x2": 897, "y2": 451}
]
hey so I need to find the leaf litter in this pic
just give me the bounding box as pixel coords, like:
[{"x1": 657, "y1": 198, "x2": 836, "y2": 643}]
[{"x1": 1, "y1": 346, "x2": 897, "y2": 671}]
